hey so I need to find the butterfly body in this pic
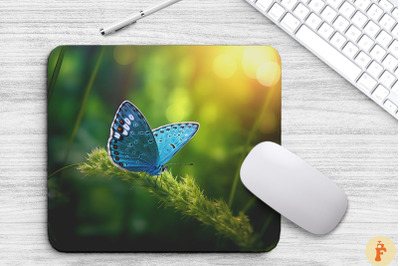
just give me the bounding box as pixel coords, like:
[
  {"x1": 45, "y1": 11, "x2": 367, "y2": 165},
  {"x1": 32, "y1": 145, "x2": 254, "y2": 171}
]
[{"x1": 107, "y1": 100, "x2": 199, "y2": 176}]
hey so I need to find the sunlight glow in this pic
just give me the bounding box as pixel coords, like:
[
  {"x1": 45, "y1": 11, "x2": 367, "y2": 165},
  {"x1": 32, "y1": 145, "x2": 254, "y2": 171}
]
[
  {"x1": 213, "y1": 54, "x2": 237, "y2": 79},
  {"x1": 242, "y1": 47, "x2": 280, "y2": 79},
  {"x1": 256, "y1": 62, "x2": 281, "y2": 87}
]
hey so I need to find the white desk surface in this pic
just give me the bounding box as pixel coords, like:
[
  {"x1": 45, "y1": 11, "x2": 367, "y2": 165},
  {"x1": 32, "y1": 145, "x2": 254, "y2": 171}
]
[{"x1": 0, "y1": 0, "x2": 398, "y2": 264}]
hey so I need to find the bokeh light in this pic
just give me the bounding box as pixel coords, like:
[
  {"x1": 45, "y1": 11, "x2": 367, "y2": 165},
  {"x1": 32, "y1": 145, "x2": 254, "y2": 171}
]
[
  {"x1": 211, "y1": 146, "x2": 227, "y2": 161},
  {"x1": 213, "y1": 54, "x2": 237, "y2": 79},
  {"x1": 242, "y1": 46, "x2": 280, "y2": 79},
  {"x1": 166, "y1": 87, "x2": 192, "y2": 122},
  {"x1": 199, "y1": 103, "x2": 219, "y2": 124},
  {"x1": 256, "y1": 62, "x2": 281, "y2": 87},
  {"x1": 166, "y1": 104, "x2": 186, "y2": 122},
  {"x1": 113, "y1": 46, "x2": 136, "y2": 65}
]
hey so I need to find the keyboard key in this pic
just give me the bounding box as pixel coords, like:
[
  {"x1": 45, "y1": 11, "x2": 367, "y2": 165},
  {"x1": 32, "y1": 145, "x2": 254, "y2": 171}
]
[
  {"x1": 367, "y1": 61, "x2": 383, "y2": 78},
  {"x1": 388, "y1": 40, "x2": 398, "y2": 56},
  {"x1": 358, "y1": 35, "x2": 374, "y2": 51},
  {"x1": 384, "y1": 100, "x2": 397, "y2": 113},
  {"x1": 281, "y1": 13, "x2": 301, "y2": 32},
  {"x1": 268, "y1": 3, "x2": 286, "y2": 21},
  {"x1": 354, "y1": 0, "x2": 371, "y2": 11},
  {"x1": 357, "y1": 73, "x2": 377, "y2": 92},
  {"x1": 321, "y1": 6, "x2": 338, "y2": 23},
  {"x1": 296, "y1": 25, "x2": 362, "y2": 81},
  {"x1": 351, "y1": 11, "x2": 368, "y2": 28},
  {"x1": 370, "y1": 44, "x2": 386, "y2": 61},
  {"x1": 343, "y1": 42, "x2": 359, "y2": 58},
  {"x1": 331, "y1": 32, "x2": 347, "y2": 49},
  {"x1": 340, "y1": 2, "x2": 356, "y2": 18},
  {"x1": 382, "y1": 54, "x2": 397, "y2": 72},
  {"x1": 367, "y1": 4, "x2": 383, "y2": 21},
  {"x1": 333, "y1": 15, "x2": 349, "y2": 32},
  {"x1": 327, "y1": 0, "x2": 344, "y2": 9},
  {"x1": 379, "y1": 0, "x2": 394, "y2": 12},
  {"x1": 392, "y1": 25, "x2": 398, "y2": 38},
  {"x1": 309, "y1": 0, "x2": 325, "y2": 13},
  {"x1": 306, "y1": 13, "x2": 322, "y2": 30},
  {"x1": 293, "y1": 3, "x2": 310, "y2": 20},
  {"x1": 281, "y1": 0, "x2": 297, "y2": 11},
  {"x1": 380, "y1": 71, "x2": 396, "y2": 87},
  {"x1": 364, "y1": 21, "x2": 380, "y2": 37},
  {"x1": 376, "y1": 30, "x2": 392, "y2": 47},
  {"x1": 379, "y1": 14, "x2": 396, "y2": 31},
  {"x1": 345, "y1": 25, "x2": 362, "y2": 42},
  {"x1": 256, "y1": 0, "x2": 273, "y2": 12},
  {"x1": 393, "y1": 8, "x2": 398, "y2": 18},
  {"x1": 372, "y1": 85, "x2": 390, "y2": 102},
  {"x1": 318, "y1": 23, "x2": 335, "y2": 39},
  {"x1": 392, "y1": 81, "x2": 399, "y2": 94},
  {"x1": 355, "y1": 51, "x2": 371, "y2": 68}
]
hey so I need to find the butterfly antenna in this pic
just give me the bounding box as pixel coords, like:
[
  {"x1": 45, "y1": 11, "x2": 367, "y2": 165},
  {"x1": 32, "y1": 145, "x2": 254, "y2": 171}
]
[{"x1": 165, "y1": 162, "x2": 195, "y2": 166}]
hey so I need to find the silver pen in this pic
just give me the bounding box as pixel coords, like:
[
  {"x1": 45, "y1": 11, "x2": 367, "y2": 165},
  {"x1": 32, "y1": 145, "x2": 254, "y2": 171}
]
[{"x1": 100, "y1": 0, "x2": 183, "y2": 36}]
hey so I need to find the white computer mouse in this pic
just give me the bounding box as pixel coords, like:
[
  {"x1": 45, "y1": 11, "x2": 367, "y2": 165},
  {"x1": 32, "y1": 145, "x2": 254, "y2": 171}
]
[{"x1": 240, "y1": 142, "x2": 348, "y2": 235}]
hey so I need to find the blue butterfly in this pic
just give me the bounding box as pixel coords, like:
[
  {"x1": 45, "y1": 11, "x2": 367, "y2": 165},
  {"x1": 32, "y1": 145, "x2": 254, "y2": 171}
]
[{"x1": 107, "y1": 100, "x2": 199, "y2": 176}]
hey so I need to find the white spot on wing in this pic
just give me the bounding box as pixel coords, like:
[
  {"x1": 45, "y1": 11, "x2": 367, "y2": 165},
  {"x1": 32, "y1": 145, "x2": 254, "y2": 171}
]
[
  {"x1": 114, "y1": 132, "x2": 121, "y2": 139},
  {"x1": 123, "y1": 130, "x2": 128, "y2": 136},
  {"x1": 124, "y1": 118, "x2": 131, "y2": 125},
  {"x1": 123, "y1": 124, "x2": 130, "y2": 131},
  {"x1": 129, "y1": 114, "x2": 134, "y2": 120}
]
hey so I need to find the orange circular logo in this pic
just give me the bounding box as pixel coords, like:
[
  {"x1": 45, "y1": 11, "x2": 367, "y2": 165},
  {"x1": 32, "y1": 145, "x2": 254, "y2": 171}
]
[{"x1": 365, "y1": 236, "x2": 396, "y2": 265}]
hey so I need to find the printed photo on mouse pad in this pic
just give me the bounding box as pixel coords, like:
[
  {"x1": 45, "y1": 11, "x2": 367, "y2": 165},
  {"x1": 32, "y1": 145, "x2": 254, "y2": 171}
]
[{"x1": 47, "y1": 45, "x2": 281, "y2": 252}]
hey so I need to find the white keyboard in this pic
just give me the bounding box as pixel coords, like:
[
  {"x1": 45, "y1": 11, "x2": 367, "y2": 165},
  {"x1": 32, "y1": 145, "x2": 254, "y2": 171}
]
[{"x1": 246, "y1": 0, "x2": 398, "y2": 119}]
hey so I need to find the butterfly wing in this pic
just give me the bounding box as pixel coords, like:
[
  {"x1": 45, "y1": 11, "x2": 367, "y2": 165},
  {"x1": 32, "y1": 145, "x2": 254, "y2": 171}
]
[
  {"x1": 152, "y1": 122, "x2": 199, "y2": 166},
  {"x1": 107, "y1": 100, "x2": 160, "y2": 172}
]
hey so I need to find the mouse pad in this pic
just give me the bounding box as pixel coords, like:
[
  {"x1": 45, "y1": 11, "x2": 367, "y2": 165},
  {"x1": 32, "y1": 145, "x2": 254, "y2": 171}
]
[{"x1": 47, "y1": 46, "x2": 281, "y2": 252}]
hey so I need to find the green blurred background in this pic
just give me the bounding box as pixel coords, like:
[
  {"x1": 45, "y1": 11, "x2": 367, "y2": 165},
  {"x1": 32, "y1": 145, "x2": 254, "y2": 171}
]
[{"x1": 48, "y1": 46, "x2": 281, "y2": 252}]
